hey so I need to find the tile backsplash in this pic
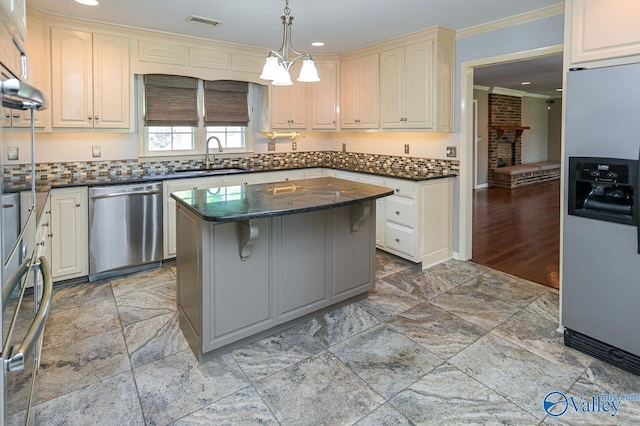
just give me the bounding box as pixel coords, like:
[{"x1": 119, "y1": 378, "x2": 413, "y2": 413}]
[{"x1": 3, "y1": 151, "x2": 459, "y2": 183}]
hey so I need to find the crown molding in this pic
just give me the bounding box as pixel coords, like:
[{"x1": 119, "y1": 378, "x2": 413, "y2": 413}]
[{"x1": 456, "y1": 3, "x2": 565, "y2": 40}]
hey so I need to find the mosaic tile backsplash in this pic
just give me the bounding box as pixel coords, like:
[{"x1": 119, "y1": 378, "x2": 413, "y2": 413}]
[{"x1": 3, "y1": 151, "x2": 459, "y2": 183}]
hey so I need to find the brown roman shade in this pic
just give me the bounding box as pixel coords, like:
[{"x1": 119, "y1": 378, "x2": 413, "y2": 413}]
[
  {"x1": 144, "y1": 74, "x2": 198, "y2": 126},
  {"x1": 204, "y1": 80, "x2": 250, "y2": 126}
]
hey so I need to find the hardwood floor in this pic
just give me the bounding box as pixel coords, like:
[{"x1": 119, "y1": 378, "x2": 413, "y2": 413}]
[{"x1": 471, "y1": 181, "x2": 560, "y2": 288}]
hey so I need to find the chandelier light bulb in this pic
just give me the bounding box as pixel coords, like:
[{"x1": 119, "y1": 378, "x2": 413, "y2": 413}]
[{"x1": 298, "y1": 55, "x2": 320, "y2": 82}]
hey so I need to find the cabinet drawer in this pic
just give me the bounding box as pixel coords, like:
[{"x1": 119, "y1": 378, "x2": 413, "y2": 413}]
[
  {"x1": 387, "y1": 180, "x2": 414, "y2": 199},
  {"x1": 385, "y1": 222, "x2": 414, "y2": 256},
  {"x1": 386, "y1": 197, "x2": 414, "y2": 228}
]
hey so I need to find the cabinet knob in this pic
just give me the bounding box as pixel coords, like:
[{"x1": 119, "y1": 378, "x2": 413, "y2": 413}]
[
  {"x1": 395, "y1": 211, "x2": 400, "y2": 215},
  {"x1": 75, "y1": 202, "x2": 81, "y2": 207},
  {"x1": 42, "y1": 222, "x2": 49, "y2": 227},
  {"x1": 395, "y1": 238, "x2": 400, "y2": 242},
  {"x1": 94, "y1": 116, "x2": 99, "y2": 120},
  {"x1": 88, "y1": 116, "x2": 93, "y2": 120},
  {"x1": 47, "y1": 233, "x2": 53, "y2": 238},
  {"x1": 395, "y1": 188, "x2": 400, "y2": 193}
]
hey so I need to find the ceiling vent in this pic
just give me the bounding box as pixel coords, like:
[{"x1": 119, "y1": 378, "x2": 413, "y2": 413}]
[{"x1": 186, "y1": 15, "x2": 223, "y2": 28}]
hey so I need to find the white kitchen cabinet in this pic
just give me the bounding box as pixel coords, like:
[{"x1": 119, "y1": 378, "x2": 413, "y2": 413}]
[
  {"x1": 51, "y1": 27, "x2": 130, "y2": 130},
  {"x1": 340, "y1": 53, "x2": 379, "y2": 129},
  {"x1": 311, "y1": 61, "x2": 338, "y2": 130},
  {"x1": 2, "y1": 14, "x2": 49, "y2": 130},
  {"x1": 380, "y1": 41, "x2": 434, "y2": 129},
  {"x1": 221, "y1": 172, "x2": 267, "y2": 187},
  {"x1": 269, "y1": 64, "x2": 307, "y2": 130},
  {"x1": 0, "y1": 0, "x2": 26, "y2": 41},
  {"x1": 569, "y1": 0, "x2": 640, "y2": 65},
  {"x1": 358, "y1": 174, "x2": 386, "y2": 247},
  {"x1": 163, "y1": 176, "x2": 223, "y2": 259},
  {"x1": 50, "y1": 187, "x2": 88, "y2": 281},
  {"x1": 266, "y1": 169, "x2": 305, "y2": 183}
]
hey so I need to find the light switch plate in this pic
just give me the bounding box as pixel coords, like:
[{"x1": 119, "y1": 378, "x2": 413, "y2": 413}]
[
  {"x1": 404, "y1": 144, "x2": 410, "y2": 154},
  {"x1": 7, "y1": 147, "x2": 18, "y2": 161},
  {"x1": 268, "y1": 141, "x2": 276, "y2": 151},
  {"x1": 342, "y1": 143, "x2": 346, "y2": 152},
  {"x1": 292, "y1": 141, "x2": 297, "y2": 150},
  {"x1": 92, "y1": 145, "x2": 102, "y2": 158},
  {"x1": 446, "y1": 146, "x2": 457, "y2": 157}
]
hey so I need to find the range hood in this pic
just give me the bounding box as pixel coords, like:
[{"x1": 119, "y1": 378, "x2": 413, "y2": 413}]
[{"x1": 0, "y1": 78, "x2": 48, "y2": 111}]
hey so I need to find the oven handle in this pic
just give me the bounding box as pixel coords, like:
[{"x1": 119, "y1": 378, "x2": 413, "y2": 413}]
[
  {"x1": 6, "y1": 257, "x2": 53, "y2": 373},
  {"x1": 90, "y1": 189, "x2": 161, "y2": 200},
  {"x1": 1, "y1": 257, "x2": 31, "y2": 310}
]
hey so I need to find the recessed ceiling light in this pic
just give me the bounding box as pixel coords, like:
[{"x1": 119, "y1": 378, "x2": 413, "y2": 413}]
[
  {"x1": 76, "y1": 0, "x2": 99, "y2": 5},
  {"x1": 311, "y1": 42, "x2": 325, "y2": 47},
  {"x1": 521, "y1": 81, "x2": 531, "y2": 85}
]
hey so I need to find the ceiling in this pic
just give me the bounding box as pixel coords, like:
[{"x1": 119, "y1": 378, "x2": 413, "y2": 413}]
[
  {"x1": 29, "y1": 0, "x2": 564, "y2": 96},
  {"x1": 473, "y1": 54, "x2": 564, "y2": 97}
]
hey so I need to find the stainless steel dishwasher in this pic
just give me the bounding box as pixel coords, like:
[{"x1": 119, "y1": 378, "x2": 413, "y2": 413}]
[{"x1": 88, "y1": 182, "x2": 163, "y2": 281}]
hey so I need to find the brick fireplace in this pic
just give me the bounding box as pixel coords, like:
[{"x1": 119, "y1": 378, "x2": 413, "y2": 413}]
[{"x1": 488, "y1": 93, "x2": 527, "y2": 185}]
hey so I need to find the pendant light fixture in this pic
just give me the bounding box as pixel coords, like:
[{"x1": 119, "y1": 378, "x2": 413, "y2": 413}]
[{"x1": 259, "y1": 0, "x2": 320, "y2": 86}]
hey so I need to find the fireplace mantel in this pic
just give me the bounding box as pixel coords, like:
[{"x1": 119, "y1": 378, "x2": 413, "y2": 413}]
[{"x1": 490, "y1": 125, "x2": 531, "y2": 140}]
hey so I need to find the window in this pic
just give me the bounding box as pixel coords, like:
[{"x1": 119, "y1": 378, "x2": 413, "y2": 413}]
[{"x1": 139, "y1": 75, "x2": 254, "y2": 157}]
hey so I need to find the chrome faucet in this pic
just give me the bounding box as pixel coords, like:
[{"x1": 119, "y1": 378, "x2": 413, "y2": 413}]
[{"x1": 205, "y1": 136, "x2": 223, "y2": 169}]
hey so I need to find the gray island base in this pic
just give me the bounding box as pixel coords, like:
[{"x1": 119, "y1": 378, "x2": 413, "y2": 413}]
[{"x1": 171, "y1": 177, "x2": 394, "y2": 360}]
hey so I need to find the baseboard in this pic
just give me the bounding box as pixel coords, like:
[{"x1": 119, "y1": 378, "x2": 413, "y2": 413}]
[{"x1": 474, "y1": 183, "x2": 489, "y2": 189}]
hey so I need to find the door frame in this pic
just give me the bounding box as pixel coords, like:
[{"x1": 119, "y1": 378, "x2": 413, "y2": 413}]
[{"x1": 457, "y1": 44, "x2": 564, "y2": 260}]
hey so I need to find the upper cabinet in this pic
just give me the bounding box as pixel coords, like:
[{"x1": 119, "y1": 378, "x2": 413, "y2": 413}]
[
  {"x1": 340, "y1": 53, "x2": 379, "y2": 129},
  {"x1": 51, "y1": 27, "x2": 131, "y2": 130},
  {"x1": 311, "y1": 61, "x2": 338, "y2": 130},
  {"x1": 569, "y1": 0, "x2": 640, "y2": 66},
  {"x1": 269, "y1": 64, "x2": 307, "y2": 129},
  {"x1": 0, "y1": 0, "x2": 26, "y2": 41},
  {"x1": 340, "y1": 26, "x2": 454, "y2": 132},
  {"x1": 380, "y1": 41, "x2": 434, "y2": 129}
]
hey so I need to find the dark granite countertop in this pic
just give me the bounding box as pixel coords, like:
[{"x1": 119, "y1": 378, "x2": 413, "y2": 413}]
[
  {"x1": 171, "y1": 177, "x2": 395, "y2": 222},
  {"x1": 3, "y1": 164, "x2": 457, "y2": 194}
]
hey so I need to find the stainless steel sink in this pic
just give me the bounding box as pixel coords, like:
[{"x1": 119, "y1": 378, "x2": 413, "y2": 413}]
[{"x1": 172, "y1": 167, "x2": 248, "y2": 177}]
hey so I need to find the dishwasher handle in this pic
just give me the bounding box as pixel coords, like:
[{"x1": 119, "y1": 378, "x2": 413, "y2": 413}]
[{"x1": 90, "y1": 189, "x2": 161, "y2": 200}]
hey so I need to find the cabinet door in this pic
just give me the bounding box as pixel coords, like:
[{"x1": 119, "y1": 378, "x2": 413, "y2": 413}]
[
  {"x1": 50, "y1": 187, "x2": 88, "y2": 280},
  {"x1": 380, "y1": 47, "x2": 404, "y2": 128},
  {"x1": 270, "y1": 84, "x2": 293, "y2": 128},
  {"x1": 358, "y1": 175, "x2": 386, "y2": 247},
  {"x1": 571, "y1": 0, "x2": 640, "y2": 64},
  {"x1": 356, "y1": 53, "x2": 380, "y2": 128},
  {"x1": 404, "y1": 40, "x2": 433, "y2": 129},
  {"x1": 93, "y1": 33, "x2": 130, "y2": 129},
  {"x1": 14, "y1": 16, "x2": 49, "y2": 129},
  {"x1": 51, "y1": 28, "x2": 94, "y2": 128},
  {"x1": 339, "y1": 58, "x2": 358, "y2": 128},
  {"x1": 311, "y1": 62, "x2": 337, "y2": 129}
]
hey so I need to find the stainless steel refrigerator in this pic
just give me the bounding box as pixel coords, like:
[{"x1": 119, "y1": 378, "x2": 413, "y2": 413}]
[{"x1": 563, "y1": 62, "x2": 640, "y2": 375}]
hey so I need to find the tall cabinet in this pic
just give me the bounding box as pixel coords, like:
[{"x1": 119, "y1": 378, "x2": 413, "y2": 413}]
[{"x1": 51, "y1": 27, "x2": 130, "y2": 130}]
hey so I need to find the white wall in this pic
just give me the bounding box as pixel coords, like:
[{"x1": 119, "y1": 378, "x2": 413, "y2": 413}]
[
  {"x1": 521, "y1": 96, "x2": 549, "y2": 164},
  {"x1": 547, "y1": 98, "x2": 562, "y2": 162}
]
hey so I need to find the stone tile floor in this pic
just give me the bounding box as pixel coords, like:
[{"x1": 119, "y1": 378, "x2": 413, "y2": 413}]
[{"x1": 15, "y1": 252, "x2": 640, "y2": 425}]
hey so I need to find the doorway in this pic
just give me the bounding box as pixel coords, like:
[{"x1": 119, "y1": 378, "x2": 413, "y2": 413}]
[{"x1": 458, "y1": 45, "x2": 564, "y2": 288}]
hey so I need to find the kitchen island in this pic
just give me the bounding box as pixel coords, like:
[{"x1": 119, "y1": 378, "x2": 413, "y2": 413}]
[{"x1": 171, "y1": 177, "x2": 393, "y2": 360}]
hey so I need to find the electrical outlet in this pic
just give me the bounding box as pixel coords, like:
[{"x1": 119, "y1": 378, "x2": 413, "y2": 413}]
[
  {"x1": 404, "y1": 144, "x2": 410, "y2": 154},
  {"x1": 92, "y1": 145, "x2": 102, "y2": 158},
  {"x1": 446, "y1": 146, "x2": 457, "y2": 158},
  {"x1": 292, "y1": 141, "x2": 297, "y2": 150},
  {"x1": 7, "y1": 147, "x2": 18, "y2": 161},
  {"x1": 268, "y1": 141, "x2": 276, "y2": 151},
  {"x1": 342, "y1": 143, "x2": 346, "y2": 152}
]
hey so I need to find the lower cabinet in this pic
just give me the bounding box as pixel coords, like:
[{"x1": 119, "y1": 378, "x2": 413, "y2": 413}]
[
  {"x1": 326, "y1": 170, "x2": 453, "y2": 268},
  {"x1": 50, "y1": 187, "x2": 88, "y2": 281}
]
